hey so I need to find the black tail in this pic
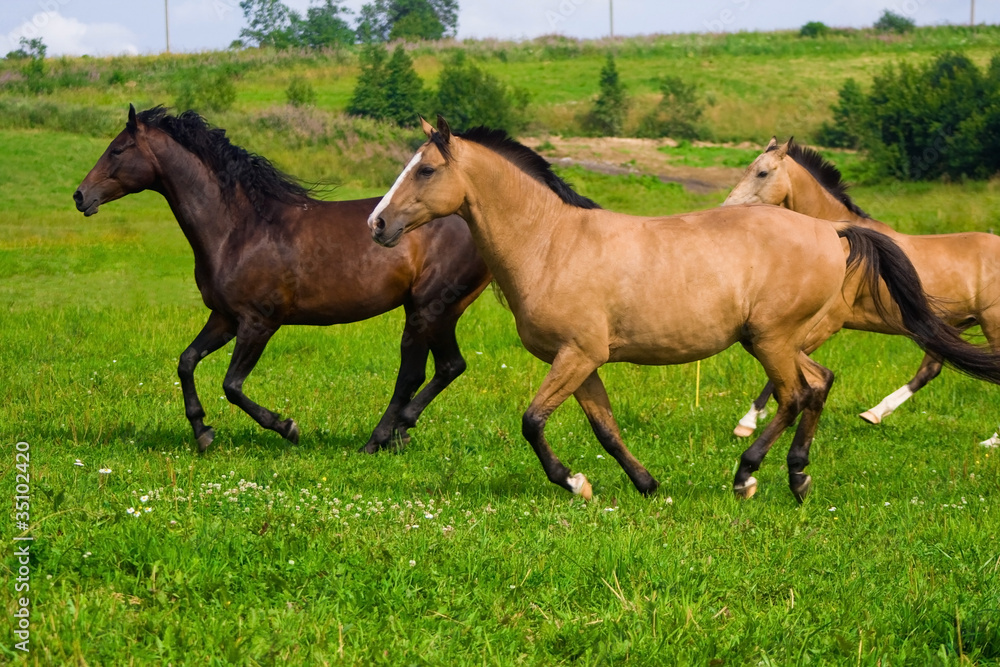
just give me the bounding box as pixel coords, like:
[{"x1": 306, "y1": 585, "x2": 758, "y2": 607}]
[{"x1": 839, "y1": 226, "x2": 1000, "y2": 384}]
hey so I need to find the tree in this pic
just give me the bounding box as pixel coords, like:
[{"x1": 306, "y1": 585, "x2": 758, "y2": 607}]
[
  {"x1": 384, "y1": 46, "x2": 426, "y2": 126},
  {"x1": 5, "y1": 37, "x2": 46, "y2": 60},
  {"x1": 435, "y1": 51, "x2": 528, "y2": 133},
  {"x1": 298, "y1": 0, "x2": 354, "y2": 48},
  {"x1": 355, "y1": 0, "x2": 458, "y2": 42},
  {"x1": 239, "y1": 0, "x2": 294, "y2": 48},
  {"x1": 347, "y1": 44, "x2": 391, "y2": 120},
  {"x1": 582, "y1": 53, "x2": 629, "y2": 136},
  {"x1": 873, "y1": 10, "x2": 915, "y2": 34},
  {"x1": 347, "y1": 44, "x2": 427, "y2": 126}
]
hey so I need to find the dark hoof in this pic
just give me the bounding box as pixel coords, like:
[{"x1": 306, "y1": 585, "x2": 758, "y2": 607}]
[
  {"x1": 197, "y1": 427, "x2": 215, "y2": 453},
  {"x1": 791, "y1": 475, "x2": 812, "y2": 503},
  {"x1": 282, "y1": 419, "x2": 300, "y2": 445},
  {"x1": 637, "y1": 476, "x2": 660, "y2": 497},
  {"x1": 359, "y1": 440, "x2": 381, "y2": 454}
]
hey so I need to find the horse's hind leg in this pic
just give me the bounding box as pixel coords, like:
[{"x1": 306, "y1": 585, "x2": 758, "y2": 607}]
[
  {"x1": 976, "y1": 314, "x2": 1000, "y2": 446},
  {"x1": 785, "y1": 354, "x2": 835, "y2": 502},
  {"x1": 523, "y1": 347, "x2": 607, "y2": 500},
  {"x1": 860, "y1": 352, "x2": 942, "y2": 425},
  {"x1": 361, "y1": 312, "x2": 430, "y2": 453},
  {"x1": 394, "y1": 322, "x2": 467, "y2": 442},
  {"x1": 220, "y1": 323, "x2": 299, "y2": 445},
  {"x1": 733, "y1": 350, "x2": 813, "y2": 499},
  {"x1": 574, "y1": 371, "x2": 658, "y2": 495},
  {"x1": 734, "y1": 381, "x2": 774, "y2": 438},
  {"x1": 178, "y1": 311, "x2": 235, "y2": 452}
]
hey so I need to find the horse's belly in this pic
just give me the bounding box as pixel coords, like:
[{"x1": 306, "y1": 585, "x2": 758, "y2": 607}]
[{"x1": 608, "y1": 328, "x2": 741, "y2": 365}]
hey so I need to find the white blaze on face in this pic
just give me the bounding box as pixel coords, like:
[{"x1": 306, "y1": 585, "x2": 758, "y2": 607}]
[{"x1": 368, "y1": 150, "x2": 423, "y2": 231}]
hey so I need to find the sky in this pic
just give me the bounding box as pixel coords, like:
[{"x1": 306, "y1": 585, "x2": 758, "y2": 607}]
[{"x1": 0, "y1": 0, "x2": 991, "y2": 57}]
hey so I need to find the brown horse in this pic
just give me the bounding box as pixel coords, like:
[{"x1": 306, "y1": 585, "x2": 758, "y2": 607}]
[
  {"x1": 367, "y1": 117, "x2": 1000, "y2": 501},
  {"x1": 73, "y1": 105, "x2": 490, "y2": 452},
  {"x1": 724, "y1": 138, "x2": 1000, "y2": 445}
]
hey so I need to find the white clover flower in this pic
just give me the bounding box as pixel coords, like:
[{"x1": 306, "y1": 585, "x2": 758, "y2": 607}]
[
  {"x1": 409, "y1": 560, "x2": 416, "y2": 567},
  {"x1": 288, "y1": 560, "x2": 295, "y2": 565},
  {"x1": 74, "y1": 459, "x2": 84, "y2": 467},
  {"x1": 829, "y1": 507, "x2": 836, "y2": 512},
  {"x1": 99, "y1": 468, "x2": 112, "y2": 474}
]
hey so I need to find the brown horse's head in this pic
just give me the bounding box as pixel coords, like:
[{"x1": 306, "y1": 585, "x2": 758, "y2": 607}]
[
  {"x1": 369, "y1": 116, "x2": 466, "y2": 247},
  {"x1": 723, "y1": 136, "x2": 792, "y2": 208},
  {"x1": 73, "y1": 104, "x2": 158, "y2": 216}
]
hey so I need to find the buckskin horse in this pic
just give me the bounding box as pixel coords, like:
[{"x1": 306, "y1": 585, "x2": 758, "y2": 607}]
[{"x1": 368, "y1": 117, "x2": 1000, "y2": 501}]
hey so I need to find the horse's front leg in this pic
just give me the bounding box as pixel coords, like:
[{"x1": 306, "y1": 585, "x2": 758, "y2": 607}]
[
  {"x1": 220, "y1": 322, "x2": 299, "y2": 445},
  {"x1": 178, "y1": 311, "x2": 236, "y2": 452}
]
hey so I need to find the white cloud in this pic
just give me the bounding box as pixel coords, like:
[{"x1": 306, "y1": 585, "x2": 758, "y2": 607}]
[{"x1": 3, "y1": 11, "x2": 139, "y2": 56}]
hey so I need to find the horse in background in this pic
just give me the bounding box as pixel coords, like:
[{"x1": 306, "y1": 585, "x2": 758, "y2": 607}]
[{"x1": 724, "y1": 137, "x2": 1000, "y2": 446}]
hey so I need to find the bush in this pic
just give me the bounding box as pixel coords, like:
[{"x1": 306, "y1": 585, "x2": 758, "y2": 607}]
[
  {"x1": 826, "y1": 51, "x2": 1000, "y2": 180},
  {"x1": 173, "y1": 67, "x2": 238, "y2": 113},
  {"x1": 434, "y1": 52, "x2": 528, "y2": 133},
  {"x1": 874, "y1": 10, "x2": 915, "y2": 34},
  {"x1": 637, "y1": 75, "x2": 704, "y2": 140},
  {"x1": 799, "y1": 21, "x2": 830, "y2": 38},
  {"x1": 285, "y1": 75, "x2": 316, "y2": 107},
  {"x1": 581, "y1": 53, "x2": 629, "y2": 137},
  {"x1": 816, "y1": 78, "x2": 868, "y2": 148}
]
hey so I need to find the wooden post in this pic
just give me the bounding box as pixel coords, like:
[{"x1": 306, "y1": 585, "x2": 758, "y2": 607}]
[{"x1": 695, "y1": 360, "x2": 701, "y2": 408}]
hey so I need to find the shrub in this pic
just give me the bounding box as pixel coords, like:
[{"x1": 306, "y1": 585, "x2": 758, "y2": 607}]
[
  {"x1": 874, "y1": 10, "x2": 915, "y2": 34},
  {"x1": 826, "y1": 51, "x2": 1000, "y2": 180},
  {"x1": 434, "y1": 52, "x2": 529, "y2": 133},
  {"x1": 816, "y1": 78, "x2": 868, "y2": 148},
  {"x1": 285, "y1": 75, "x2": 316, "y2": 107},
  {"x1": 173, "y1": 67, "x2": 237, "y2": 113},
  {"x1": 581, "y1": 53, "x2": 629, "y2": 137},
  {"x1": 637, "y1": 75, "x2": 704, "y2": 140},
  {"x1": 347, "y1": 44, "x2": 390, "y2": 120},
  {"x1": 799, "y1": 21, "x2": 830, "y2": 38}
]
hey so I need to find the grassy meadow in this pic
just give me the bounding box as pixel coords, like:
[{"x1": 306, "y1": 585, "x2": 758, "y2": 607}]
[{"x1": 2, "y1": 27, "x2": 1000, "y2": 666}]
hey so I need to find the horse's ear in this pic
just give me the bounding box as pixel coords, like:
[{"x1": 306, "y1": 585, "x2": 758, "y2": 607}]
[
  {"x1": 436, "y1": 115, "x2": 452, "y2": 142},
  {"x1": 420, "y1": 116, "x2": 435, "y2": 138},
  {"x1": 765, "y1": 136, "x2": 778, "y2": 151},
  {"x1": 126, "y1": 103, "x2": 138, "y2": 134},
  {"x1": 774, "y1": 137, "x2": 791, "y2": 159}
]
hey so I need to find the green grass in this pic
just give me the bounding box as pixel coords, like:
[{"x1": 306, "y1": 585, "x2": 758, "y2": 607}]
[{"x1": 2, "y1": 127, "x2": 1000, "y2": 664}]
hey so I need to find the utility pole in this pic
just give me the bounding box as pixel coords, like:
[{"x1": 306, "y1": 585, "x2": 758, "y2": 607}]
[
  {"x1": 165, "y1": 0, "x2": 171, "y2": 53},
  {"x1": 971, "y1": 0, "x2": 975, "y2": 26},
  {"x1": 609, "y1": 0, "x2": 614, "y2": 38}
]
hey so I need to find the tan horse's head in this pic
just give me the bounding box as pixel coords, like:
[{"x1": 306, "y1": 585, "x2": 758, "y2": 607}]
[
  {"x1": 722, "y1": 137, "x2": 793, "y2": 208},
  {"x1": 369, "y1": 116, "x2": 466, "y2": 247}
]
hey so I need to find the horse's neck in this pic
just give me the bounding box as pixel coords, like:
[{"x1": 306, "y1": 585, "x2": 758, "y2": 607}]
[
  {"x1": 786, "y1": 160, "x2": 891, "y2": 233},
  {"x1": 148, "y1": 132, "x2": 234, "y2": 271},
  {"x1": 459, "y1": 145, "x2": 572, "y2": 306}
]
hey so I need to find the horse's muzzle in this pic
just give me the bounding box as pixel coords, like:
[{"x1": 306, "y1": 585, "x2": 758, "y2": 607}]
[{"x1": 73, "y1": 189, "x2": 100, "y2": 216}]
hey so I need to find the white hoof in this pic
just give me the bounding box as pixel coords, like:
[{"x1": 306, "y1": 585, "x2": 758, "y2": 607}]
[
  {"x1": 567, "y1": 473, "x2": 593, "y2": 501},
  {"x1": 733, "y1": 424, "x2": 756, "y2": 438},
  {"x1": 980, "y1": 433, "x2": 1000, "y2": 448},
  {"x1": 859, "y1": 411, "x2": 882, "y2": 425},
  {"x1": 733, "y1": 476, "x2": 758, "y2": 500}
]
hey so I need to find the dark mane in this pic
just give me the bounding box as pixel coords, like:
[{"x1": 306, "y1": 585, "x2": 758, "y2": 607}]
[
  {"x1": 456, "y1": 126, "x2": 601, "y2": 210},
  {"x1": 772, "y1": 139, "x2": 869, "y2": 219},
  {"x1": 136, "y1": 106, "x2": 312, "y2": 221}
]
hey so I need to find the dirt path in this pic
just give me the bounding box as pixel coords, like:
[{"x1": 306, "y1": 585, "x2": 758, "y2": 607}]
[{"x1": 521, "y1": 136, "x2": 749, "y2": 194}]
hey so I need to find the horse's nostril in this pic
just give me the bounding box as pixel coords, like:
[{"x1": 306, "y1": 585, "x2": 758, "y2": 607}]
[
  {"x1": 375, "y1": 217, "x2": 386, "y2": 232},
  {"x1": 73, "y1": 189, "x2": 83, "y2": 205}
]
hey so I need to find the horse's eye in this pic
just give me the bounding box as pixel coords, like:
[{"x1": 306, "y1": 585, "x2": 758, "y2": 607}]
[
  {"x1": 757, "y1": 170, "x2": 768, "y2": 178},
  {"x1": 418, "y1": 166, "x2": 435, "y2": 178},
  {"x1": 110, "y1": 147, "x2": 125, "y2": 157}
]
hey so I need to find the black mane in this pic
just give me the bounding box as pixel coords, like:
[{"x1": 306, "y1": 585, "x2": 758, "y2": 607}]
[
  {"x1": 456, "y1": 126, "x2": 601, "y2": 210},
  {"x1": 136, "y1": 106, "x2": 312, "y2": 220},
  {"x1": 772, "y1": 139, "x2": 870, "y2": 219}
]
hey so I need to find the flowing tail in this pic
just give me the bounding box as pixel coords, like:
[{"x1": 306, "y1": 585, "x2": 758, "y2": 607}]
[{"x1": 839, "y1": 226, "x2": 1000, "y2": 384}]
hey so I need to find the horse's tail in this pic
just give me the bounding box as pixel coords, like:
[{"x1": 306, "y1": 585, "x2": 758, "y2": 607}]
[{"x1": 839, "y1": 225, "x2": 1000, "y2": 384}]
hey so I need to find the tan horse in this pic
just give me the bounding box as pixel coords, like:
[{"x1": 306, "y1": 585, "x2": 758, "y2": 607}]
[
  {"x1": 368, "y1": 118, "x2": 1000, "y2": 502},
  {"x1": 725, "y1": 138, "x2": 1000, "y2": 446}
]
